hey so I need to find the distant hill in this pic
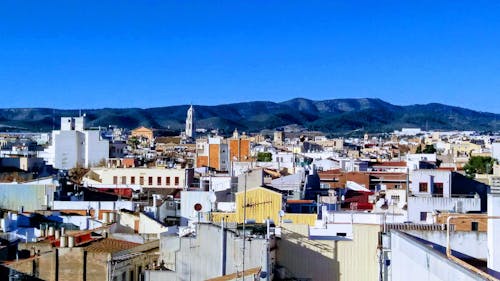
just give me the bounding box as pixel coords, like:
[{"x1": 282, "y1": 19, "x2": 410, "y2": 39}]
[{"x1": 0, "y1": 98, "x2": 499, "y2": 135}]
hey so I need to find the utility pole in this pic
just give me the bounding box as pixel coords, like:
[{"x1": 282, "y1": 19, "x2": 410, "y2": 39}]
[{"x1": 242, "y1": 171, "x2": 247, "y2": 280}]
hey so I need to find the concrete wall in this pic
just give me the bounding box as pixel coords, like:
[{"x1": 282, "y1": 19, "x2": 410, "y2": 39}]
[
  {"x1": 0, "y1": 184, "x2": 55, "y2": 211},
  {"x1": 158, "y1": 223, "x2": 270, "y2": 281},
  {"x1": 277, "y1": 224, "x2": 380, "y2": 281},
  {"x1": 391, "y1": 231, "x2": 488, "y2": 281},
  {"x1": 53, "y1": 201, "x2": 135, "y2": 214},
  {"x1": 138, "y1": 212, "x2": 169, "y2": 236},
  {"x1": 410, "y1": 170, "x2": 451, "y2": 196},
  {"x1": 405, "y1": 230, "x2": 487, "y2": 260},
  {"x1": 407, "y1": 197, "x2": 481, "y2": 223},
  {"x1": 492, "y1": 143, "x2": 500, "y2": 162},
  {"x1": 84, "y1": 130, "x2": 109, "y2": 168},
  {"x1": 323, "y1": 211, "x2": 407, "y2": 225},
  {"x1": 180, "y1": 191, "x2": 213, "y2": 226}
]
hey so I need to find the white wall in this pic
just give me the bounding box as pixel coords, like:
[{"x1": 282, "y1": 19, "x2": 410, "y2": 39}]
[
  {"x1": 391, "y1": 231, "x2": 487, "y2": 281},
  {"x1": 409, "y1": 170, "x2": 451, "y2": 196},
  {"x1": 323, "y1": 211, "x2": 407, "y2": 225},
  {"x1": 405, "y1": 230, "x2": 487, "y2": 260},
  {"x1": 407, "y1": 197, "x2": 481, "y2": 223},
  {"x1": 84, "y1": 130, "x2": 109, "y2": 168},
  {"x1": 180, "y1": 191, "x2": 213, "y2": 226},
  {"x1": 488, "y1": 192, "x2": 500, "y2": 272},
  {"x1": 492, "y1": 143, "x2": 500, "y2": 162},
  {"x1": 53, "y1": 200, "x2": 135, "y2": 213}
]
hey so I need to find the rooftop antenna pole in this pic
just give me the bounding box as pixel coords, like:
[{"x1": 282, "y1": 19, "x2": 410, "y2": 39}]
[{"x1": 242, "y1": 170, "x2": 248, "y2": 280}]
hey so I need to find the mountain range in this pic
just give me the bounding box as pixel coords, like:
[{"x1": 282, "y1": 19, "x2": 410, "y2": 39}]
[{"x1": 0, "y1": 98, "x2": 498, "y2": 135}]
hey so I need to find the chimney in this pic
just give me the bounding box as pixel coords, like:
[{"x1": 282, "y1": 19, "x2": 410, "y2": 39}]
[{"x1": 488, "y1": 183, "x2": 500, "y2": 272}]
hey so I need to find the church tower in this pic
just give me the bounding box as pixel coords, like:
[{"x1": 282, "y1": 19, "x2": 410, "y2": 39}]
[{"x1": 185, "y1": 105, "x2": 195, "y2": 139}]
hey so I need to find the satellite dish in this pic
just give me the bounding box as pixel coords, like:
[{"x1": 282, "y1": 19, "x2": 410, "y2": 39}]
[{"x1": 278, "y1": 210, "x2": 285, "y2": 217}]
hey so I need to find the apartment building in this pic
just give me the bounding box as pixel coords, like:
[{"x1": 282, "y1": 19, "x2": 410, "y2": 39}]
[{"x1": 83, "y1": 167, "x2": 194, "y2": 190}]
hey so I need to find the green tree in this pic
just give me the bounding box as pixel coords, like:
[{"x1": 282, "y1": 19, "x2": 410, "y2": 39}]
[
  {"x1": 415, "y1": 145, "x2": 422, "y2": 153},
  {"x1": 422, "y1": 144, "x2": 436, "y2": 154},
  {"x1": 415, "y1": 144, "x2": 436, "y2": 154},
  {"x1": 463, "y1": 156, "x2": 496, "y2": 178},
  {"x1": 257, "y1": 152, "x2": 273, "y2": 162}
]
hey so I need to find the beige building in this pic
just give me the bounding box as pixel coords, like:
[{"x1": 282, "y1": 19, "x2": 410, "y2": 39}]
[
  {"x1": 8, "y1": 238, "x2": 159, "y2": 281},
  {"x1": 277, "y1": 223, "x2": 381, "y2": 281},
  {"x1": 131, "y1": 126, "x2": 154, "y2": 142},
  {"x1": 83, "y1": 167, "x2": 193, "y2": 189}
]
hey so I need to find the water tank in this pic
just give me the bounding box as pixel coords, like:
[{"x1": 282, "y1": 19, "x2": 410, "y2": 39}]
[
  {"x1": 60, "y1": 227, "x2": 65, "y2": 236},
  {"x1": 68, "y1": 236, "x2": 75, "y2": 248},
  {"x1": 109, "y1": 212, "x2": 116, "y2": 223},
  {"x1": 60, "y1": 236, "x2": 67, "y2": 248},
  {"x1": 0, "y1": 219, "x2": 5, "y2": 232},
  {"x1": 55, "y1": 230, "x2": 60, "y2": 240},
  {"x1": 48, "y1": 226, "x2": 55, "y2": 236},
  {"x1": 102, "y1": 212, "x2": 109, "y2": 223}
]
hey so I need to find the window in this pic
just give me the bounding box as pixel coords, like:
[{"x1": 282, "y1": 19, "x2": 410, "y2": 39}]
[
  {"x1": 121, "y1": 176, "x2": 126, "y2": 184},
  {"x1": 139, "y1": 176, "x2": 144, "y2": 185},
  {"x1": 394, "y1": 184, "x2": 401, "y2": 189},
  {"x1": 148, "y1": 177, "x2": 153, "y2": 186},
  {"x1": 471, "y1": 221, "x2": 479, "y2": 231},
  {"x1": 434, "y1": 182, "x2": 444, "y2": 196},
  {"x1": 391, "y1": 195, "x2": 400, "y2": 203},
  {"x1": 420, "y1": 212, "x2": 427, "y2": 221},
  {"x1": 157, "y1": 177, "x2": 162, "y2": 186},
  {"x1": 131, "y1": 176, "x2": 135, "y2": 185},
  {"x1": 419, "y1": 182, "x2": 428, "y2": 192},
  {"x1": 174, "y1": 176, "x2": 179, "y2": 185},
  {"x1": 166, "y1": 177, "x2": 171, "y2": 186},
  {"x1": 113, "y1": 176, "x2": 118, "y2": 185}
]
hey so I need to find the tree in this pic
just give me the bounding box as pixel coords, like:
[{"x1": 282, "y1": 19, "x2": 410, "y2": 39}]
[
  {"x1": 68, "y1": 164, "x2": 90, "y2": 184},
  {"x1": 422, "y1": 144, "x2": 436, "y2": 154},
  {"x1": 257, "y1": 152, "x2": 272, "y2": 162},
  {"x1": 415, "y1": 144, "x2": 436, "y2": 154},
  {"x1": 463, "y1": 156, "x2": 497, "y2": 178},
  {"x1": 415, "y1": 145, "x2": 422, "y2": 153}
]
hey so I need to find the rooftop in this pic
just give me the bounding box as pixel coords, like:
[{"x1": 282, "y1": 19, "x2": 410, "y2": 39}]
[{"x1": 84, "y1": 238, "x2": 140, "y2": 254}]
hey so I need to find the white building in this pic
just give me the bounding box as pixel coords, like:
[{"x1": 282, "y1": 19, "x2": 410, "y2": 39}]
[
  {"x1": 409, "y1": 169, "x2": 451, "y2": 197},
  {"x1": 408, "y1": 169, "x2": 481, "y2": 223},
  {"x1": 43, "y1": 116, "x2": 109, "y2": 170},
  {"x1": 406, "y1": 153, "x2": 437, "y2": 170},
  {"x1": 492, "y1": 142, "x2": 500, "y2": 162}
]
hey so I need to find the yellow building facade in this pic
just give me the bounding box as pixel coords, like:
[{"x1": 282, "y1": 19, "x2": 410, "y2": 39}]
[{"x1": 211, "y1": 187, "x2": 316, "y2": 226}]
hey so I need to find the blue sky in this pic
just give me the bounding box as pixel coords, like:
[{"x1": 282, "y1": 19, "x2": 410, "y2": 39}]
[{"x1": 1, "y1": 1, "x2": 499, "y2": 112}]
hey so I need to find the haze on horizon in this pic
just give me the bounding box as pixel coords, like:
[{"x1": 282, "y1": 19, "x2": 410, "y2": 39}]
[{"x1": 1, "y1": 1, "x2": 499, "y2": 113}]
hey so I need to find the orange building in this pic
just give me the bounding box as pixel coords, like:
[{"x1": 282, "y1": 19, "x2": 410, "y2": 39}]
[
  {"x1": 229, "y1": 138, "x2": 251, "y2": 162},
  {"x1": 196, "y1": 137, "x2": 229, "y2": 171}
]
